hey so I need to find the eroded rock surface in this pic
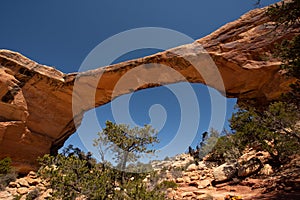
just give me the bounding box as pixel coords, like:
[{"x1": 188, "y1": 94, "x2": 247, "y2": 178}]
[{"x1": 0, "y1": 4, "x2": 299, "y2": 172}]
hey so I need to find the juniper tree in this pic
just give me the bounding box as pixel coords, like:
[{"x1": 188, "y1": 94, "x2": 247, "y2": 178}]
[{"x1": 94, "y1": 121, "x2": 159, "y2": 183}]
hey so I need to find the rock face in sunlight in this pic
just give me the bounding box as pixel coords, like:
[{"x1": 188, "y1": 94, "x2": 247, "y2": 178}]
[{"x1": 0, "y1": 4, "x2": 298, "y2": 173}]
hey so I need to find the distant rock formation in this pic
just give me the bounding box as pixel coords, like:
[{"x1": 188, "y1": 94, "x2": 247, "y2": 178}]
[{"x1": 0, "y1": 4, "x2": 298, "y2": 173}]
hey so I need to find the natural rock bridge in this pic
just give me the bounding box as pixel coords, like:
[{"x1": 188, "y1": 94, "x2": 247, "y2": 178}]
[{"x1": 0, "y1": 5, "x2": 298, "y2": 173}]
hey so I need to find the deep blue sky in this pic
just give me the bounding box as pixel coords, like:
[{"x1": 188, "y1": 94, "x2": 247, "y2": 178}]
[{"x1": 0, "y1": 0, "x2": 279, "y2": 161}]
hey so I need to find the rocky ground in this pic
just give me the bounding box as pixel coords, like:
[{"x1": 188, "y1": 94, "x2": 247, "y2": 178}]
[
  {"x1": 0, "y1": 151, "x2": 299, "y2": 199},
  {"x1": 0, "y1": 171, "x2": 51, "y2": 200},
  {"x1": 150, "y1": 151, "x2": 300, "y2": 199}
]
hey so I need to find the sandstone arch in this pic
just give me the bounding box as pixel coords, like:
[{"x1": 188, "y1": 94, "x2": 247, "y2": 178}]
[{"x1": 0, "y1": 6, "x2": 298, "y2": 173}]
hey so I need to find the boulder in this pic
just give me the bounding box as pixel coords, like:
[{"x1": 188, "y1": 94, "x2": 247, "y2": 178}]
[
  {"x1": 238, "y1": 150, "x2": 271, "y2": 165},
  {"x1": 213, "y1": 163, "x2": 237, "y2": 182},
  {"x1": 238, "y1": 157, "x2": 262, "y2": 177}
]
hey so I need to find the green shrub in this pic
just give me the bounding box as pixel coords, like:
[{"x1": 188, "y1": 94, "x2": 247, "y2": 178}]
[
  {"x1": 0, "y1": 157, "x2": 12, "y2": 175},
  {"x1": 0, "y1": 172, "x2": 17, "y2": 191},
  {"x1": 26, "y1": 188, "x2": 40, "y2": 200},
  {"x1": 170, "y1": 168, "x2": 183, "y2": 179},
  {"x1": 0, "y1": 157, "x2": 17, "y2": 191},
  {"x1": 156, "y1": 180, "x2": 177, "y2": 190},
  {"x1": 12, "y1": 195, "x2": 22, "y2": 200}
]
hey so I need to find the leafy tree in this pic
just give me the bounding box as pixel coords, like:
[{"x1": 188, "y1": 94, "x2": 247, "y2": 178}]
[{"x1": 94, "y1": 121, "x2": 159, "y2": 182}]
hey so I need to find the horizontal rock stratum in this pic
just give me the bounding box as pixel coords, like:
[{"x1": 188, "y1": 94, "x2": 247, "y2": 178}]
[{"x1": 0, "y1": 4, "x2": 299, "y2": 173}]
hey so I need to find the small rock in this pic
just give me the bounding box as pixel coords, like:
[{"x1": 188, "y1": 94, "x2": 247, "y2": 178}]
[
  {"x1": 166, "y1": 173, "x2": 173, "y2": 180},
  {"x1": 200, "y1": 174, "x2": 206, "y2": 180},
  {"x1": 190, "y1": 176, "x2": 199, "y2": 181},
  {"x1": 17, "y1": 187, "x2": 29, "y2": 195},
  {"x1": 142, "y1": 178, "x2": 148, "y2": 183},
  {"x1": 28, "y1": 171, "x2": 37, "y2": 178},
  {"x1": 0, "y1": 191, "x2": 13, "y2": 200},
  {"x1": 8, "y1": 181, "x2": 19, "y2": 188},
  {"x1": 193, "y1": 190, "x2": 205, "y2": 195},
  {"x1": 183, "y1": 172, "x2": 189, "y2": 176},
  {"x1": 187, "y1": 164, "x2": 198, "y2": 172},
  {"x1": 259, "y1": 164, "x2": 273, "y2": 175},
  {"x1": 181, "y1": 191, "x2": 194, "y2": 198},
  {"x1": 39, "y1": 188, "x2": 52, "y2": 199},
  {"x1": 20, "y1": 196, "x2": 26, "y2": 200},
  {"x1": 17, "y1": 178, "x2": 30, "y2": 187},
  {"x1": 197, "y1": 179, "x2": 211, "y2": 189},
  {"x1": 240, "y1": 178, "x2": 259, "y2": 187},
  {"x1": 37, "y1": 185, "x2": 47, "y2": 192},
  {"x1": 6, "y1": 187, "x2": 17, "y2": 195},
  {"x1": 176, "y1": 178, "x2": 184, "y2": 183},
  {"x1": 28, "y1": 186, "x2": 37, "y2": 191},
  {"x1": 167, "y1": 190, "x2": 176, "y2": 199},
  {"x1": 188, "y1": 181, "x2": 199, "y2": 187},
  {"x1": 196, "y1": 194, "x2": 213, "y2": 200},
  {"x1": 198, "y1": 162, "x2": 207, "y2": 169},
  {"x1": 26, "y1": 177, "x2": 41, "y2": 186},
  {"x1": 183, "y1": 176, "x2": 191, "y2": 183}
]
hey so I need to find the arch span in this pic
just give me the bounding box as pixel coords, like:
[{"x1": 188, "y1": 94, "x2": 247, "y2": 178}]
[{"x1": 0, "y1": 5, "x2": 297, "y2": 173}]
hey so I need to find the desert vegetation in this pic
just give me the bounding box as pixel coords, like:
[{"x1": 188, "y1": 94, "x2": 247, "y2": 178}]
[
  {"x1": 0, "y1": 157, "x2": 17, "y2": 191},
  {"x1": 37, "y1": 122, "x2": 166, "y2": 199}
]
